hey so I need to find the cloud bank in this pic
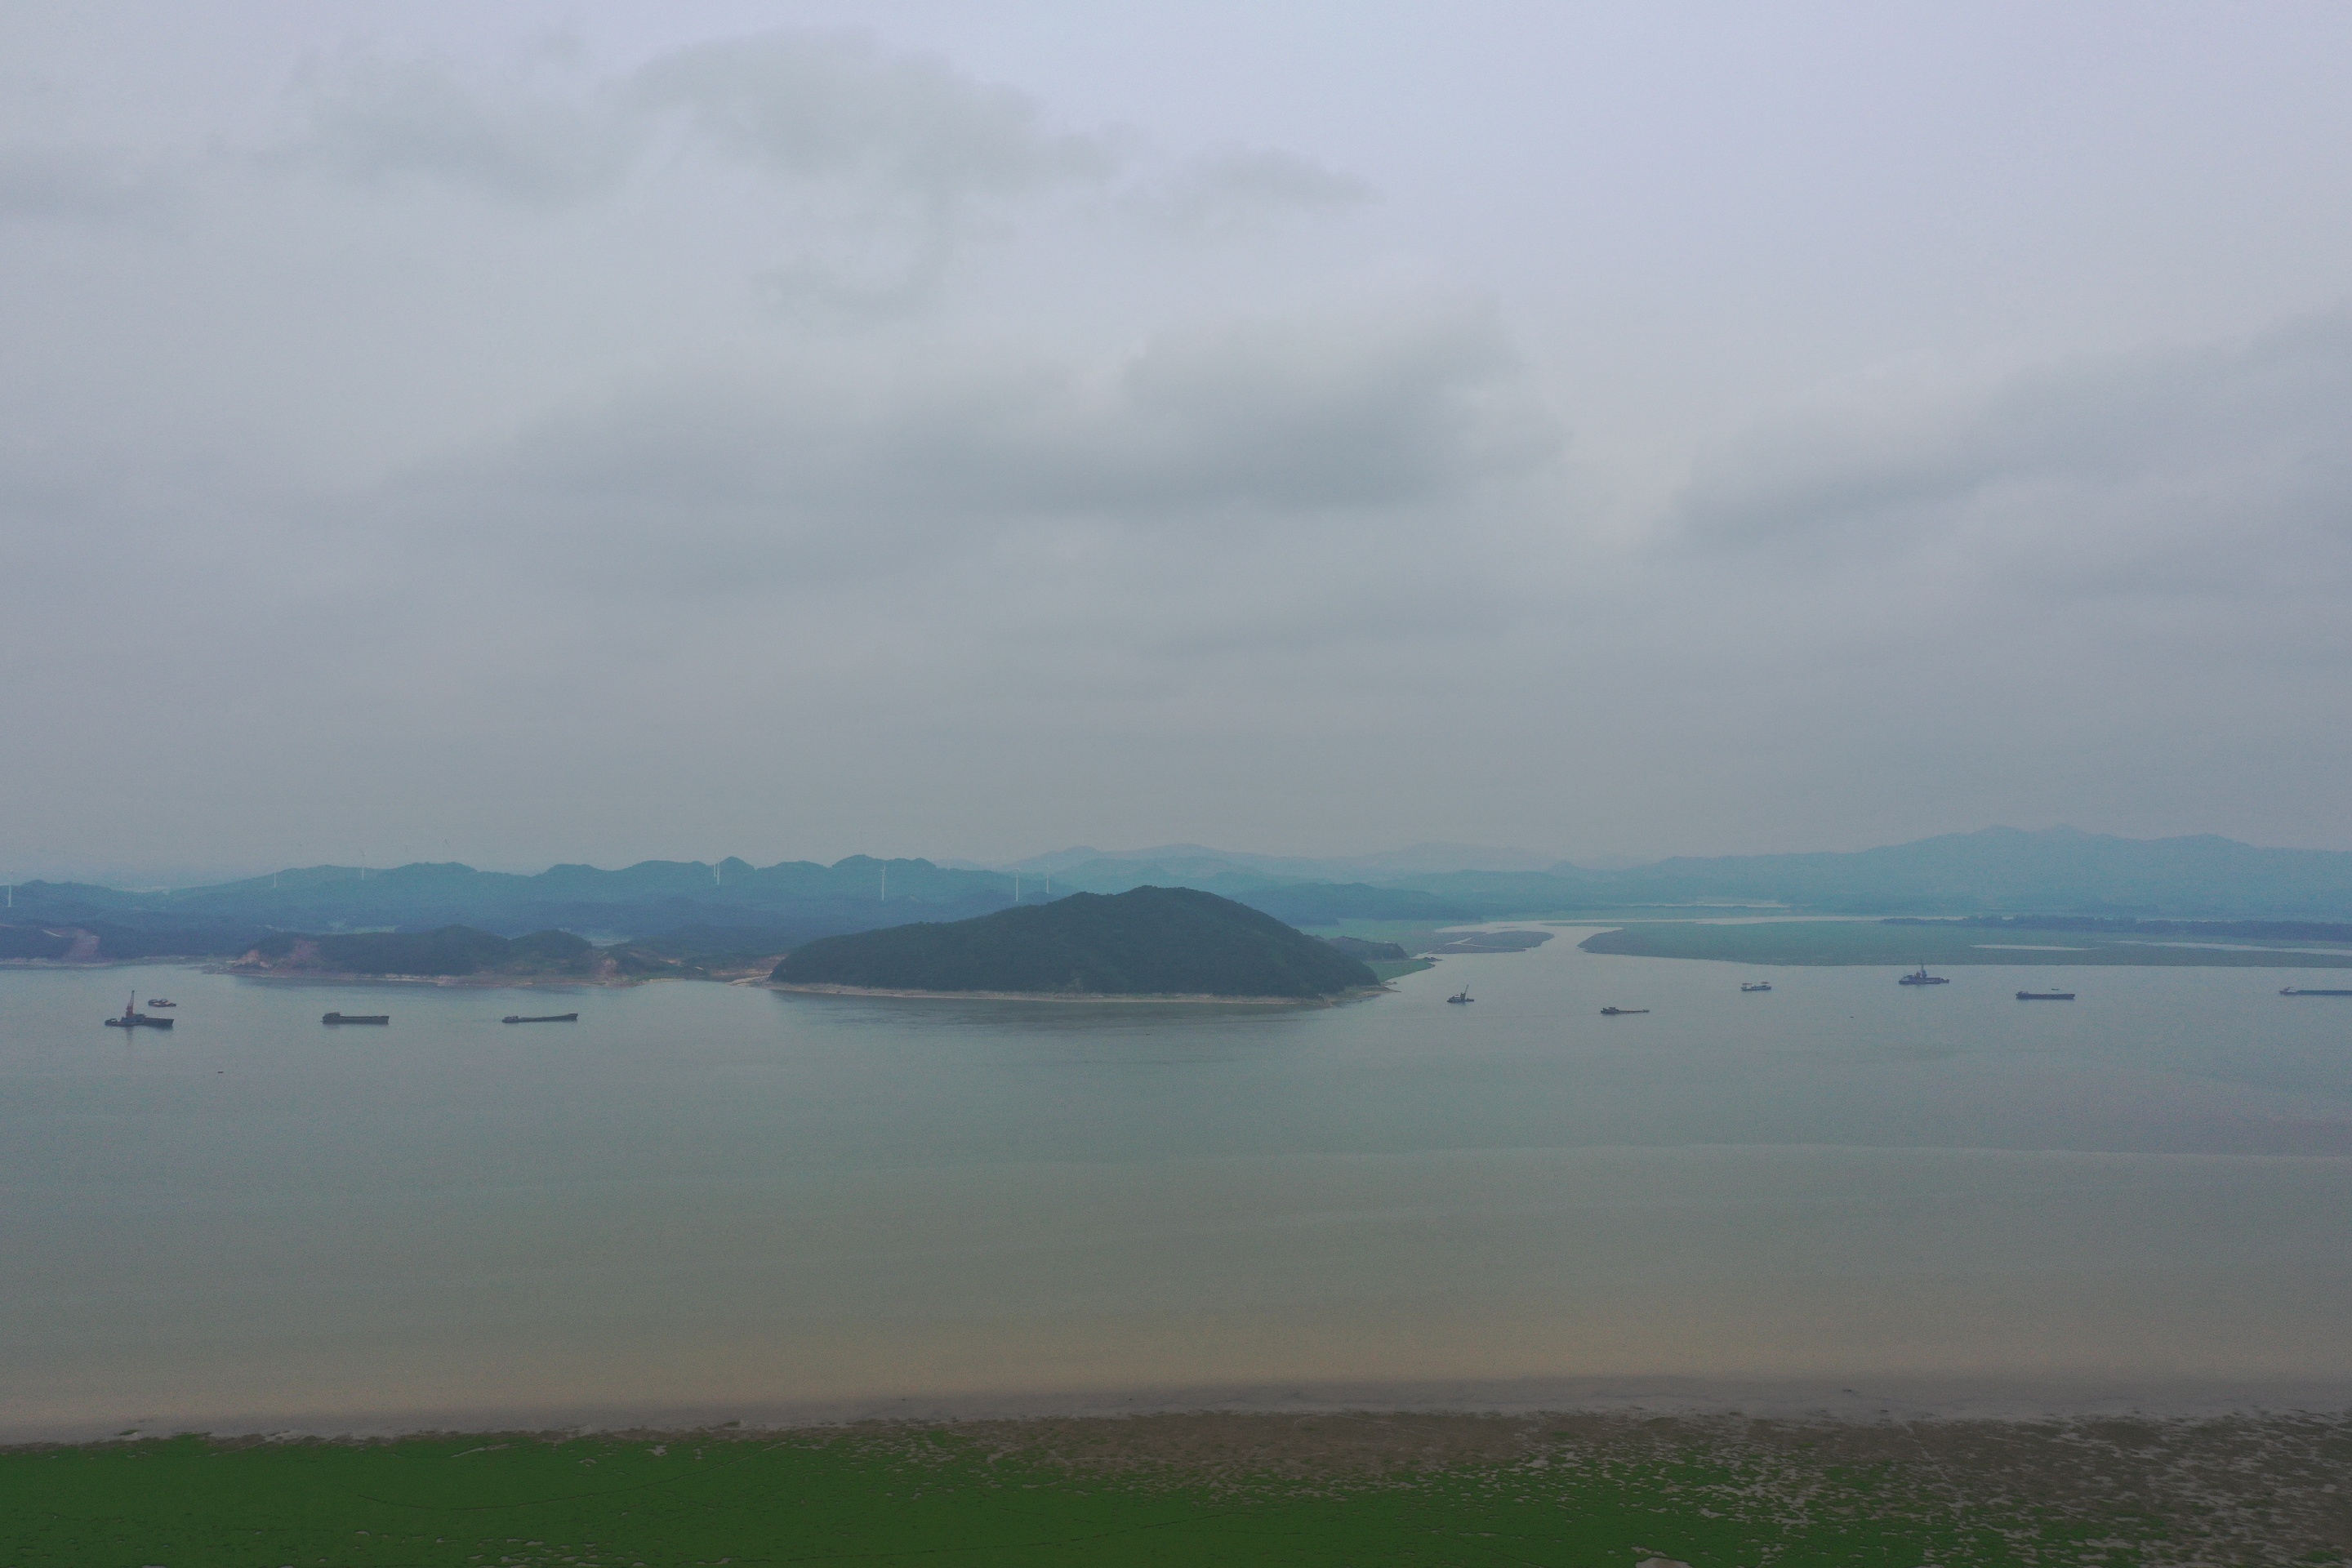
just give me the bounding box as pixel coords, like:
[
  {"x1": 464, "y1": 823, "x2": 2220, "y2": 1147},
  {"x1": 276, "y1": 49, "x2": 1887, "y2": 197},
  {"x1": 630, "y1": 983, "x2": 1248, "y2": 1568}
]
[{"x1": 2, "y1": 8, "x2": 2348, "y2": 878}]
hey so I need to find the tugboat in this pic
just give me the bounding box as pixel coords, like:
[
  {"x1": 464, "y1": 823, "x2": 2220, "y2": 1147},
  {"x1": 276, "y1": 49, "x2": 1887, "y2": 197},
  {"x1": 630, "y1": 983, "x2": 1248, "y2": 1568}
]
[
  {"x1": 2280, "y1": 987, "x2": 2352, "y2": 996},
  {"x1": 1740, "y1": 981, "x2": 1773, "y2": 992},
  {"x1": 103, "y1": 991, "x2": 173, "y2": 1030},
  {"x1": 1898, "y1": 966, "x2": 1949, "y2": 986},
  {"x1": 1446, "y1": 989, "x2": 1473, "y2": 1004},
  {"x1": 501, "y1": 1012, "x2": 580, "y2": 1024},
  {"x1": 2016, "y1": 989, "x2": 2076, "y2": 1001},
  {"x1": 322, "y1": 1012, "x2": 390, "y2": 1026},
  {"x1": 145, "y1": 998, "x2": 177, "y2": 1009},
  {"x1": 1599, "y1": 1006, "x2": 1649, "y2": 1016}
]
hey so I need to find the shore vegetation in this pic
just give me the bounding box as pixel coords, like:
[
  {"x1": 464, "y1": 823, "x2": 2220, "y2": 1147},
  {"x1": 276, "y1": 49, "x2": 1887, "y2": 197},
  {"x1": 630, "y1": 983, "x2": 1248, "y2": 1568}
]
[{"x1": 6, "y1": 1412, "x2": 2345, "y2": 1566}]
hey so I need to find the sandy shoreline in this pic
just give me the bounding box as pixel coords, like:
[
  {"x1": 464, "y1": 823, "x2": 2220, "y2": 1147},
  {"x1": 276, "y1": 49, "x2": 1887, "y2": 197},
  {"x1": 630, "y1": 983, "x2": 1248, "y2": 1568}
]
[{"x1": 16, "y1": 1372, "x2": 2352, "y2": 1446}]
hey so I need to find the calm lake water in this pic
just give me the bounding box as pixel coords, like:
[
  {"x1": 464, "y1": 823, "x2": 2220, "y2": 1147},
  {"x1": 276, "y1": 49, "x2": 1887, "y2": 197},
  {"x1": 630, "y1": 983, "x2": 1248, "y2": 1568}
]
[{"x1": 5, "y1": 936, "x2": 2351, "y2": 1435}]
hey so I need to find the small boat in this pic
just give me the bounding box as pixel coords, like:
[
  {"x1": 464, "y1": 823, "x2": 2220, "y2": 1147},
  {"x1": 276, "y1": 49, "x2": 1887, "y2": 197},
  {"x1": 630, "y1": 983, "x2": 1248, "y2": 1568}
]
[
  {"x1": 2280, "y1": 987, "x2": 2352, "y2": 996},
  {"x1": 322, "y1": 1012, "x2": 390, "y2": 1026},
  {"x1": 2016, "y1": 990, "x2": 2075, "y2": 1001},
  {"x1": 145, "y1": 999, "x2": 177, "y2": 1009},
  {"x1": 501, "y1": 1012, "x2": 580, "y2": 1024},
  {"x1": 1898, "y1": 966, "x2": 1949, "y2": 986},
  {"x1": 1599, "y1": 1006, "x2": 1649, "y2": 1016},
  {"x1": 103, "y1": 991, "x2": 173, "y2": 1030},
  {"x1": 1446, "y1": 990, "x2": 1473, "y2": 1004},
  {"x1": 1740, "y1": 982, "x2": 1772, "y2": 992}
]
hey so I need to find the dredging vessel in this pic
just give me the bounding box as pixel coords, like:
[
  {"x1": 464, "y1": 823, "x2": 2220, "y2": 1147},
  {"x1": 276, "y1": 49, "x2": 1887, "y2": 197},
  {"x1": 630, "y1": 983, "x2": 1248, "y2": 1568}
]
[{"x1": 103, "y1": 991, "x2": 173, "y2": 1030}]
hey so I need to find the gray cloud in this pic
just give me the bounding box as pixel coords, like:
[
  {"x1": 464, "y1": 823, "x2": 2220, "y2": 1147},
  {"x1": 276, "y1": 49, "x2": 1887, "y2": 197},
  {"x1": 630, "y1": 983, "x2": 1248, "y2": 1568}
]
[
  {"x1": 270, "y1": 30, "x2": 1367, "y2": 315},
  {"x1": 7, "y1": 8, "x2": 2352, "y2": 873},
  {"x1": 0, "y1": 143, "x2": 176, "y2": 224},
  {"x1": 403, "y1": 296, "x2": 1561, "y2": 592},
  {"x1": 630, "y1": 30, "x2": 1115, "y2": 200},
  {"x1": 1135, "y1": 147, "x2": 1374, "y2": 234},
  {"x1": 282, "y1": 52, "x2": 630, "y2": 203},
  {"x1": 279, "y1": 32, "x2": 1120, "y2": 212},
  {"x1": 1677, "y1": 314, "x2": 2352, "y2": 601}
]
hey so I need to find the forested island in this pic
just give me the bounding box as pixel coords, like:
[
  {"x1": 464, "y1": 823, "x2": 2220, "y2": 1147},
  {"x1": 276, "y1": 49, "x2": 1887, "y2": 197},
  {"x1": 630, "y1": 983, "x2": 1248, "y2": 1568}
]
[{"x1": 772, "y1": 886, "x2": 1381, "y2": 1000}]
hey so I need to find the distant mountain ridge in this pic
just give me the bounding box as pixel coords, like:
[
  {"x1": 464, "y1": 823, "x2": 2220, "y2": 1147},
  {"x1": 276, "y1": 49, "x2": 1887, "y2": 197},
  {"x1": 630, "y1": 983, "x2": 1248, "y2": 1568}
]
[
  {"x1": 997, "y1": 827, "x2": 2352, "y2": 919},
  {"x1": 9, "y1": 827, "x2": 2351, "y2": 966},
  {"x1": 2, "y1": 856, "x2": 1013, "y2": 952},
  {"x1": 987, "y1": 842, "x2": 1561, "y2": 878}
]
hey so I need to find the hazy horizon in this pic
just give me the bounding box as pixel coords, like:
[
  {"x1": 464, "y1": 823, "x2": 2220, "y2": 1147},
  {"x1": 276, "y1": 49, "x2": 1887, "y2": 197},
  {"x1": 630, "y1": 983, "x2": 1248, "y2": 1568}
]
[{"x1": 7, "y1": 4, "x2": 2350, "y2": 879}]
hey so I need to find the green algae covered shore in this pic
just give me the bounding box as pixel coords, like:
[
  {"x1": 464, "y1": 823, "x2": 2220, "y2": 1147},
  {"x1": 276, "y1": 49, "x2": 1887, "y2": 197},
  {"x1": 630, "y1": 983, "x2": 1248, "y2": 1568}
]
[{"x1": 7, "y1": 1411, "x2": 2347, "y2": 1567}]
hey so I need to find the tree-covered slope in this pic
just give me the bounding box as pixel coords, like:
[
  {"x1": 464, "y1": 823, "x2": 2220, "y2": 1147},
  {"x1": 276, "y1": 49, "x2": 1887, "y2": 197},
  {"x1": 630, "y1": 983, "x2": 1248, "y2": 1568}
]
[
  {"x1": 773, "y1": 887, "x2": 1380, "y2": 997},
  {"x1": 235, "y1": 925, "x2": 606, "y2": 978}
]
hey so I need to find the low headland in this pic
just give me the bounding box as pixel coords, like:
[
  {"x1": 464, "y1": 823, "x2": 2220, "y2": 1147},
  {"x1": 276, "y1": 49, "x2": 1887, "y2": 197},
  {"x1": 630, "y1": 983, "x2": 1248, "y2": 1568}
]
[
  {"x1": 1580, "y1": 915, "x2": 2352, "y2": 968},
  {"x1": 772, "y1": 885, "x2": 1382, "y2": 1001},
  {"x1": 221, "y1": 925, "x2": 785, "y2": 986}
]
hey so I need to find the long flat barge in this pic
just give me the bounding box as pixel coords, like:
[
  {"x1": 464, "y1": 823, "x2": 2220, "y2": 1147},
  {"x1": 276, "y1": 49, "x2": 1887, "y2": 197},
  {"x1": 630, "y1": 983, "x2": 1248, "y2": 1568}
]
[{"x1": 322, "y1": 1013, "x2": 390, "y2": 1025}]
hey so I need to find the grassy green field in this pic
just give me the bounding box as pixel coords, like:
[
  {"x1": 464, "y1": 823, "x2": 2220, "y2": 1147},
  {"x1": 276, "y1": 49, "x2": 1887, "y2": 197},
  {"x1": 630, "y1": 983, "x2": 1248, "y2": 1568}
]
[
  {"x1": 6, "y1": 1414, "x2": 2345, "y2": 1567},
  {"x1": 1579, "y1": 920, "x2": 2352, "y2": 969}
]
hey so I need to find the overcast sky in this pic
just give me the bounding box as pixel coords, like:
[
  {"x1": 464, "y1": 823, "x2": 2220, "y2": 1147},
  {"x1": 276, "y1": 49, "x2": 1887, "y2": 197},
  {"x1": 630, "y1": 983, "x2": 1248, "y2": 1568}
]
[{"x1": 6, "y1": 2, "x2": 2350, "y2": 880}]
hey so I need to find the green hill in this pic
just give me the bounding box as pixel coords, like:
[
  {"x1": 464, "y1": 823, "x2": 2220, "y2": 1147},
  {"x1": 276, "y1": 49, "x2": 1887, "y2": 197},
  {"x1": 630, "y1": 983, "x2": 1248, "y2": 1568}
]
[
  {"x1": 772, "y1": 886, "x2": 1380, "y2": 998},
  {"x1": 235, "y1": 925, "x2": 608, "y2": 978}
]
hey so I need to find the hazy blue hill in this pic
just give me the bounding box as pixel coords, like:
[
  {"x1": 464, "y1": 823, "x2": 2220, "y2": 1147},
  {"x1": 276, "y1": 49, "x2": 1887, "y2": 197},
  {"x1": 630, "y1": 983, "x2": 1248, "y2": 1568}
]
[
  {"x1": 21, "y1": 829, "x2": 2352, "y2": 956},
  {"x1": 1232, "y1": 882, "x2": 1477, "y2": 924},
  {"x1": 22, "y1": 857, "x2": 1017, "y2": 946},
  {"x1": 773, "y1": 887, "x2": 1379, "y2": 998},
  {"x1": 1006, "y1": 842, "x2": 1558, "y2": 879},
  {"x1": 5, "y1": 880, "x2": 158, "y2": 915},
  {"x1": 1372, "y1": 868, "x2": 1615, "y2": 914},
  {"x1": 1026, "y1": 860, "x2": 1480, "y2": 922}
]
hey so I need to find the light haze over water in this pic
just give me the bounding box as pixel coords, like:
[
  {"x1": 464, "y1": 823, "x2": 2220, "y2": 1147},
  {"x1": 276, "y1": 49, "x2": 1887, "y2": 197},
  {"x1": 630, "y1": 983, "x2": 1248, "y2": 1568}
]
[{"x1": 7, "y1": 938, "x2": 2350, "y2": 1437}]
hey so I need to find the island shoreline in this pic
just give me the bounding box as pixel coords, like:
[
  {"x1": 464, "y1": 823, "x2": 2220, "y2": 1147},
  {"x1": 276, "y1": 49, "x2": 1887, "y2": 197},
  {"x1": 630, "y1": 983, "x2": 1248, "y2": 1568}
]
[{"x1": 768, "y1": 981, "x2": 1386, "y2": 1004}]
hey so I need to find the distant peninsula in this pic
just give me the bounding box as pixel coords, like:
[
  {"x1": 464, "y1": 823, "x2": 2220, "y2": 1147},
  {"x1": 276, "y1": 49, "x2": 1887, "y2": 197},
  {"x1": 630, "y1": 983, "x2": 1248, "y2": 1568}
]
[
  {"x1": 224, "y1": 925, "x2": 782, "y2": 984},
  {"x1": 771, "y1": 886, "x2": 1382, "y2": 1000}
]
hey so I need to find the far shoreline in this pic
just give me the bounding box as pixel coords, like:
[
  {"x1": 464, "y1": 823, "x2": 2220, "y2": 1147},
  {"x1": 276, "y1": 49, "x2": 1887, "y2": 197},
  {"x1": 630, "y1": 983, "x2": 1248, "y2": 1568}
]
[
  {"x1": 207, "y1": 967, "x2": 655, "y2": 989},
  {"x1": 10, "y1": 1370, "x2": 2350, "y2": 1446},
  {"x1": 768, "y1": 981, "x2": 1386, "y2": 1005}
]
